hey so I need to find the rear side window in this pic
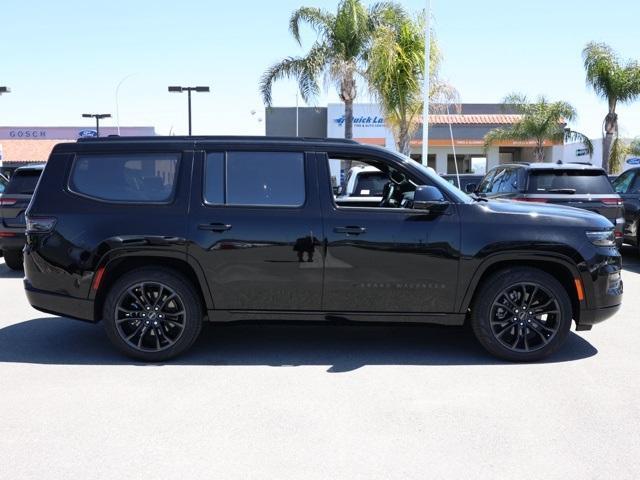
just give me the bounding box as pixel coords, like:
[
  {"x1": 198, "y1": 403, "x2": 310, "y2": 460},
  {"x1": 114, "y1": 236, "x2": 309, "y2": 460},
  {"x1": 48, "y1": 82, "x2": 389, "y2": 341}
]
[
  {"x1": 527, "y1": 170, "x2": 614, "y2": 195},
  {"x1": 204, "y1": 151, "x2": 305, "y2": 207},
  {"x1": 70, "y1": 153, "x2": 179, "y2": 203},
  {"x1": 5, "y1": 170, "x2": 41, "y2": 195},
  {"x1": 353, "y1": 172, "x2": 387, "y2": 196},
  {"x1": 613, "y1": 170, "x2": 636, "y2": 194}
]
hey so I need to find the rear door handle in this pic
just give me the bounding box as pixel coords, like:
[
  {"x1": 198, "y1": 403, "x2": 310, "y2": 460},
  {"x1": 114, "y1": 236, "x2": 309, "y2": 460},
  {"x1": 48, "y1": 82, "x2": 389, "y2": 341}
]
[
  {"x1": 334, "y1": 226, "x2": 367, "y2": 235},
  {"x1": 199, "y1": 223, "x2": 232, "y2": 232}
]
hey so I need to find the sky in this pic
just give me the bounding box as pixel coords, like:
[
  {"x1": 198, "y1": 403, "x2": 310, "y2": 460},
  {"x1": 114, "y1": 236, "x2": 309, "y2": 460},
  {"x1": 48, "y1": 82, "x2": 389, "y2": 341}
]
[{"x1": 0, "y1": 0, "x2": 639, "y2": 139}]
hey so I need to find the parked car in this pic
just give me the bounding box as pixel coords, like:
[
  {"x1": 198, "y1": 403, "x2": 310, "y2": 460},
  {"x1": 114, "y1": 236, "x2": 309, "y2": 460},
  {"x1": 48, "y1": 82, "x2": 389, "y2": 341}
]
[
  {"x1": 608, "y1": 174, "x2": 619, "y2": 184},
  {"x1": 441, "y1": 174, "x2": 484, "y2": 194},
  {"x1": 612, "y1": 167, "x2": 640, "y2": 252},
  {"x1": 475, "y1": 163, "x2": 625, "y2": 247},
  {"x1": 0, "y1": 164, "x2": 44, "y2": 270},
  {"x1": 334, "y1": 164, "x2": 387, "y2": 207},
  {"x1": 24, "y1": 137, "x2": 622, "y2": 362},
  {"x1": 0, "y1": 173, "x2": 7, "y2": 194}
]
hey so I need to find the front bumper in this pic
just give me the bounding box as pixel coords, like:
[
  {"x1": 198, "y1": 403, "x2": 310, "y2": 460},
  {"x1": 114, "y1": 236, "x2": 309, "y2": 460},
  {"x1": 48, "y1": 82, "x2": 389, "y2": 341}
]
[
  {"x1": 24, "y1": 280, "x2": 96, "y2": 323},
  {"x1": 579, "y1": 304, "x2": 622, "y2": 327}
]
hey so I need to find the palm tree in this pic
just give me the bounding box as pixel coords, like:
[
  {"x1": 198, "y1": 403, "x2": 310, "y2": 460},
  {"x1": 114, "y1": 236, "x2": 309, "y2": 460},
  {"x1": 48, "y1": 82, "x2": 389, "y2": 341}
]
[
  {"x1": 366, "y1": 10, "x2": 456, "y2": 155},
  {"x1": 260, "y1": 0, "x2": 401, "y2": 139},
  {"x1": 610, "y1": 136, "x2": 640, "y2": 173},
  {"x1": 484, "y1": 94, "x2": 592, "y2": 163},
  {"x1": 583, "y1": 42, "x2": 640, "y2": 172}
]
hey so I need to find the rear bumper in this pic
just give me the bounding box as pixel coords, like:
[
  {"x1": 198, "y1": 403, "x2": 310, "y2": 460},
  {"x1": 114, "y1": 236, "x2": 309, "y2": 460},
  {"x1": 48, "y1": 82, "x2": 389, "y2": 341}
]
[
  {"x1": 0, "y1": 231, "x2": 26, "y2": 251},
  {"x1": 24, "y1": 280, "x2": 96, "y2": 323}
]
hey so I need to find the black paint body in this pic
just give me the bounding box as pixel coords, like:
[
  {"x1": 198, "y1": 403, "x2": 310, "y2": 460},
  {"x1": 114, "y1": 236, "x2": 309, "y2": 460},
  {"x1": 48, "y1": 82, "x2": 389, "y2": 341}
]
[{"x1": 23, "y1": 137, "x2": 622, "y2": 329}]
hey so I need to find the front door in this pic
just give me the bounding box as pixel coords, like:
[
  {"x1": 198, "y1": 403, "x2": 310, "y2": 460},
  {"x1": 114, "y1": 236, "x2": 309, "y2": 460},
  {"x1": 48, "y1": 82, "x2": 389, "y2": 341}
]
[
  {"x1": 318, "y1": 152, "x2": 461, "y2": 314},
  {"x1": 188, "y1": 149, "x2": 323, "y2": 311}
]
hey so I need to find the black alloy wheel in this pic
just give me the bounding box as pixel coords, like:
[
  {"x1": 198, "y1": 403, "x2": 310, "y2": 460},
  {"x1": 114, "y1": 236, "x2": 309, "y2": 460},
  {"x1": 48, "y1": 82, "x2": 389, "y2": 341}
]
[
  {"x1": 471, "y1": 267, "x2": 572, "y2": 362},
  {"x1": 103, "y1": 267, "x2": 203, "y2": 361}
]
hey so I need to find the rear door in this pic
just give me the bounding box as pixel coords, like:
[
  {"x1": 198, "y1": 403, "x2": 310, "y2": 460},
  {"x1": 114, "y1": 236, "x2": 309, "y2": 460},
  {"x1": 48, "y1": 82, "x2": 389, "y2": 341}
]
[
  {"x1": 0, "y1": 169, "x2": 41, "y2": 229},
  {"x1": 188, "y1": 148, "x2": 324, "y2": 311},
  {"x1": 614, "y1": 169, "x2": 640, "y2": 240}
]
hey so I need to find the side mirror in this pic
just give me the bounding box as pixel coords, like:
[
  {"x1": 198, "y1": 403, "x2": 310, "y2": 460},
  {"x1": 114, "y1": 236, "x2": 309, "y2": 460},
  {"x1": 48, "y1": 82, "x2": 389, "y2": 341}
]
[
  {"x1": 413, "y1": 185, "x2": 449, "y2": 213},
  {"x1": 465, "y1": 183, "x2": 477, "y2": 193}
]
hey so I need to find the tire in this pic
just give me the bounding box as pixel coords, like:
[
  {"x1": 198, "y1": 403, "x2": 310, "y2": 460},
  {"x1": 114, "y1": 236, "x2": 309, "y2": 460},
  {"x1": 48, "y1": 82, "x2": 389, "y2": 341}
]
[
  {"x1": 3, "y1": 249, "x2": 24, "y2": 271},
  {"x1": 103, "y1": 267, "x2": 203, "y2": 362},
  {"x1": 470, "y1": 267, "x2": 572, "y2": 362}
]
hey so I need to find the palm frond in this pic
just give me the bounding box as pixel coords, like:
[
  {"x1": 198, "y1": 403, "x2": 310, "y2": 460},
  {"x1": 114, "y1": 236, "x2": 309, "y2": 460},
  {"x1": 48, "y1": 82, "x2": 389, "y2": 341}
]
[
  {"x1": 289, "y1": 7, "x2": 333, "y2": 46},
  {"x1": 629, "y1": 137, "x2": 640, "y2": 156},
  {"x1": 609, "y1": 137, "x2": 627, "y2": 174},
  {"x1": 564, "y1": 129, "x2": 594, "y2": 157},
  {"x1": 259, "y1": 54, "x2": 322, "y2": 106}
]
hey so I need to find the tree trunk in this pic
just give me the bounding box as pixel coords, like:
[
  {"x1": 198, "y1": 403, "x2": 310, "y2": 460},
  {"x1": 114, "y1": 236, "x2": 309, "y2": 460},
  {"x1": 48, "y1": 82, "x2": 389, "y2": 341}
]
[
  {"x1": 534, "y1": 141, "x2": 545, "y2": 162},
  {"x1": 344, "y1": 98, "x2": 354, "y2": 140},
  {"x1": 339, "y1": 74, "x2": 357, "y2": 140},
  {"x1": 397, "y1": 124, "x2": 411, "y2": 156},
  {"x1": 602, "y1": 112, "x2": 617, "y2": 173}
]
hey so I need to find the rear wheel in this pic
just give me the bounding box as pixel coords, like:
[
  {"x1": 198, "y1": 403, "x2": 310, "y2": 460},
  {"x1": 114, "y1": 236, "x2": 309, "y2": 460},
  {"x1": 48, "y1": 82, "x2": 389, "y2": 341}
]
[
  {"x1": 3, "y1": 249, "x2": 23, "y2": 271},
  {"x1": 470, "y1": 267, "x2": 572, "y2": 362},
  {"x1": 103, "y1": 267, "x2": 203, "y2": 362}
]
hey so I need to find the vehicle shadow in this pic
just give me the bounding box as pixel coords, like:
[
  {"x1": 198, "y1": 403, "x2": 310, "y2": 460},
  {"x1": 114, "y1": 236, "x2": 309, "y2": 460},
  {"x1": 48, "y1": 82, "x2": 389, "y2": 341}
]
[
  {"x1": 0, "y1": 261, "x2": 24, "y2": 279},
  {"x1": 621, "y1": 245, "x2": 640, "y2": 274},
  {"x1": 0, "y1": 317, "x2": 597, "y2": 370}
]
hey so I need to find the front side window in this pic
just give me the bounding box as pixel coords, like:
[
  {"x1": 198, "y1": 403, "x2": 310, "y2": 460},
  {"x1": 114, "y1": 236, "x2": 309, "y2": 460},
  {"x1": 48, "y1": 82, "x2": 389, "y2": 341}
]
[
  {"x1": 70, "y1": 153, "x2": 179, "y2": 202},
  {"x1": 204, "y1": 151, "x2": 305, "y2": 207},
  {"x1": 477, "y1": 169, "x2": 497, "y2": 194},
  {"x1": 613, "y1": 170, "x2": 635, "y2": 194}
]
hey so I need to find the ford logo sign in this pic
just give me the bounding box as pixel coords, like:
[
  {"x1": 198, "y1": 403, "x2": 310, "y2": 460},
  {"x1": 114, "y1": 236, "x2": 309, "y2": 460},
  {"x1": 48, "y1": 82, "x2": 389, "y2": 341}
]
[
  {"x1": 626, "y1": 157, "x2": 640, "y2": 165},
  {"x1": 78, "y1": 129, "x2": 98, "y2": 138}
]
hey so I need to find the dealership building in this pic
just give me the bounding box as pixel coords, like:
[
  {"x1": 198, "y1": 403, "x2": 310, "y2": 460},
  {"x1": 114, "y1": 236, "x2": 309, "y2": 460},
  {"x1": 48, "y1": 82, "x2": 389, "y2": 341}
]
[
  {"x1": 0, "y1": 126, "x2": 155, "y2": 176},
  {"x1": 266, "y1": 103, "x2": 606, "y2": 174}
]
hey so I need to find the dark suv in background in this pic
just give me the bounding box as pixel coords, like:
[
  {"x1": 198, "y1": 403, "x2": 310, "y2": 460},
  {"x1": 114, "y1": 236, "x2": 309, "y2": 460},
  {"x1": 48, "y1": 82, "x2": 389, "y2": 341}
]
[
  {"x1": 475, "y1": 163, "x2": 624, "y2": 247},
  {"x1": 612, "y1": 167, "x2": 640, "y2": 251},
  {"x1": 0, "y1": 164, "x2": 44, "y2": 270},
  {"x1": 24, "y1": 137, "x2": 622, "y2": 362}
]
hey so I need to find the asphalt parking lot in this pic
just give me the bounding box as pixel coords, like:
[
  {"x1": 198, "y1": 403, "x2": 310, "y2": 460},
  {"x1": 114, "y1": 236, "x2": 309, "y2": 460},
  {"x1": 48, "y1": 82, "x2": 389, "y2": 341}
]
[{"x1": 1, "y1": 250, "x2": 639, "y2": 480}]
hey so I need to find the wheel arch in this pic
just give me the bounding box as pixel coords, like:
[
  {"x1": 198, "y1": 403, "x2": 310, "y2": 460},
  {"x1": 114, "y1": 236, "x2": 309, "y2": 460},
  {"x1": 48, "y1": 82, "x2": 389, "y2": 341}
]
[
  {"x1": 460, "y1": 254, "x2": 583, "y2": 324},
  {"x1": 91, "y1": 252, "x2": 213, "y2": 321}
]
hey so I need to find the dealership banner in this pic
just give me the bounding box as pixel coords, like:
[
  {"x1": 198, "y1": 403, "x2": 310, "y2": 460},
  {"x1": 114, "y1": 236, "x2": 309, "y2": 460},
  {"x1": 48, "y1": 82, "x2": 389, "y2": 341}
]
[
  {"x1": 326, "y1": 103, "x2": 396, "y2": 149},
  {"x1": 0, "y1": 127, "x2": 155, "y2": 140}
]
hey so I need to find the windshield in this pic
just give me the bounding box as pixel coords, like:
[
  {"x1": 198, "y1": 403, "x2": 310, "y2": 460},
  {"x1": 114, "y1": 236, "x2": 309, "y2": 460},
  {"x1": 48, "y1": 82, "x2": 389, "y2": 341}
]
[
  {"x1": 397, "y1": 153, "x2": 473, "y2": 203},
  {"x1": 527, "y1": 170, "x2": 613, "y2": 195}
]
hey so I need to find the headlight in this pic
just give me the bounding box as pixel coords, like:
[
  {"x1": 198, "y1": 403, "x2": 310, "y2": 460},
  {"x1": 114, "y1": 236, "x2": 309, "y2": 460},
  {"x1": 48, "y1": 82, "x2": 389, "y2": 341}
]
[{"x1": 586, "y1": 230, "x2": 615, "y2": 247}]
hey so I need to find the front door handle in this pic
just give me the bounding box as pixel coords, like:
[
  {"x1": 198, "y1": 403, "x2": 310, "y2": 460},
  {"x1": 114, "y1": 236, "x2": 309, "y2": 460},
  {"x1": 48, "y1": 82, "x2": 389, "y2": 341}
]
[
  {"x1": 334, "y1": 226, "x2": 367, "y2": 235},
  {"x1": 199, "y1": 223, "x2": 232, "y2": 232}
]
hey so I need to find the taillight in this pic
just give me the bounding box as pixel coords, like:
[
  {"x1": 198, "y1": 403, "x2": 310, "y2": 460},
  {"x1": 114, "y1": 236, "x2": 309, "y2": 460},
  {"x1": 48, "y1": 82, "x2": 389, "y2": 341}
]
[
  {"x1": 25, "y1": 216, "x2": 57, "y2": 234},
  {"x1": 0, "y1": 232, "x2": 17, "y2": 238},
  {"x1": 0, "y1": 197, "x2": 18, "y2": 206},
  {"x1": 601, "y1": 198, "x2": 623, "y2": 205},
  {"x1": 513, "y1": 197, "x2": 548, "y2": 203},
  {"x1": 614, "y1": 231, "x2": 623, "y2": 238}
]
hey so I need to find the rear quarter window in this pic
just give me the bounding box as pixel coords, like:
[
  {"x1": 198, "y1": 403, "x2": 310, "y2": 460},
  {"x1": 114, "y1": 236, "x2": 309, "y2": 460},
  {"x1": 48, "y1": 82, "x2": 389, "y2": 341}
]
[
  {"x1": 5, "y1": 170, "x2": 41, "y2": 195},
  {"x1": 527, "y1": 170, "x2": 614, "y2": 195},
  {"x1": 69, "y1": 153, "x2": 179, "y2": 203}
]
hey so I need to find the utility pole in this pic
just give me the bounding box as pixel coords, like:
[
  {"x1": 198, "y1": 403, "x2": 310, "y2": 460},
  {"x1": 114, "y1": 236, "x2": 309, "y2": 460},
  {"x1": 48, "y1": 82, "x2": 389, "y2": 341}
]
[{"x1": 421, "y1": 0, "x2": 431, "y2": 165}]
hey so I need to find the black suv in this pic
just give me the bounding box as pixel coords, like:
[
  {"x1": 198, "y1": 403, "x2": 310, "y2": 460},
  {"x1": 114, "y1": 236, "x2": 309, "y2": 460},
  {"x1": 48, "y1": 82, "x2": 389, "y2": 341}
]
[
  {"x1": 475, "y1": 163, "x2": 625, "y2": 247},
  {"x1": 612, "y1": 167, "x2": 640, "y2": 251},
  {"x1": 24, "y1": 137, "x2": 622, "y2": 362},
  {"x1": 0, "y1": 164, "x2": 44, "y2": 270}
]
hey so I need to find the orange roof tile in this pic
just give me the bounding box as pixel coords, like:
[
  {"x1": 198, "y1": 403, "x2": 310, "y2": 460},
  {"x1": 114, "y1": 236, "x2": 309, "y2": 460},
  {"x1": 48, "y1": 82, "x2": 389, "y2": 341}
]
[
  {"x1": 425, "y1": 114, "x2": 523, "y2": 125},
  {"x1": 0, "y1": 139, "x2": 72, "y2": 163}
]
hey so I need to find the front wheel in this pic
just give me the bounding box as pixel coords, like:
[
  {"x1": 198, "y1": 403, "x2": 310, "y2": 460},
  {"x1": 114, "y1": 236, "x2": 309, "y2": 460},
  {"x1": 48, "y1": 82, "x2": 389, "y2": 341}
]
[
  {"x1": 3, "y1": 249, "x2": 24, "y2": 271},
  {"x1": 103, "y1": 267, "x2": 203, "y2": 362},
  {"x1": 470, "y1": 267, "x2": 572, "y2": 362}
]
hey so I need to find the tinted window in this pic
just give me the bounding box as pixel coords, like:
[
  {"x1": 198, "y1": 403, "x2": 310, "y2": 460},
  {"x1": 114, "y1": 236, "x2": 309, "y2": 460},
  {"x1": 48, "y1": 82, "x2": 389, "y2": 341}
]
[
  {"x1": 0, "y1": 175, "x2": 7, "y2": 194},
  {"x1": 226, "y1": 151, "x2": 305, "y2": 206},
  {"x1": 204, "y1": 152, "x2": 225, "y2": 204},
  {"x1": 613, "y1": 170, "x2": 636, "y2": 194},
  {"x1": 528, "y1": 170, "x2": 614, "y2": 194},
  {"x1": 497, "y1": 168, "x2": 519, "y2": 193},
  {"x1": 5, "y1": 170, "x2": 41, "y2": 195},
  {"x1": 70, "y1": 154, "x2": 179, "y2": 202},
  {"x1": 488, "y1": 168, "x2": 506, "y2": 193},
  {"x1": 353, "y1": 172, "x2": 387, "y2": 196}
]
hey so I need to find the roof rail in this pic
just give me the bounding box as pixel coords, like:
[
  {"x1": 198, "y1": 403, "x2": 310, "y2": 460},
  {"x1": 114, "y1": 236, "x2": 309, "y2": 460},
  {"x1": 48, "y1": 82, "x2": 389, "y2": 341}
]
[{"x1": 77, "y1": 135, "x2": 359, "y2": 144}]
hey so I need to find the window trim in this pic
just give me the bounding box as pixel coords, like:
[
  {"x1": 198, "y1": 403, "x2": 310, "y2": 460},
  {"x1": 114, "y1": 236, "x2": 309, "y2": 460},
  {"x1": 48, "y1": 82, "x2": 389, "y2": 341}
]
[
  {"x1": 66, "y1": 152, "x2": 181, "y2": 205},
  {"x1": 202, "y1": 150, "x2": 307, "y2": 209}
]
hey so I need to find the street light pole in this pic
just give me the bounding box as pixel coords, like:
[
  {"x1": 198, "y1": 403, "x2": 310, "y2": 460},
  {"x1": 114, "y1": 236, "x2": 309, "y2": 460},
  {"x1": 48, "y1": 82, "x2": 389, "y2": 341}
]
[
  {"x1": 421, "y1": 0, "x2": 431, "y2": 165},
  {"x1": 82, "y1": 113, "x2": 111, "y2": 137},
  {"x1": 168, "y1": 86, "x2": 210, "y2": 136}
]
